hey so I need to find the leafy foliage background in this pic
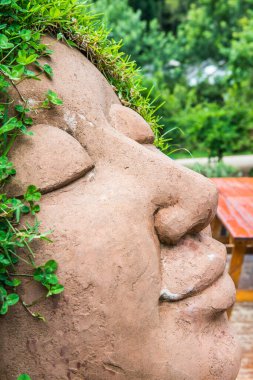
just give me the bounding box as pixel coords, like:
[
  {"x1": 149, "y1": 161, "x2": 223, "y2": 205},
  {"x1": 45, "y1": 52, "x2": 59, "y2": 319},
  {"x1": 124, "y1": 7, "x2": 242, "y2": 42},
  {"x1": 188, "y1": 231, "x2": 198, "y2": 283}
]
[{"x1": 90, "y1": 0, "x2": 253, "y2": 159}]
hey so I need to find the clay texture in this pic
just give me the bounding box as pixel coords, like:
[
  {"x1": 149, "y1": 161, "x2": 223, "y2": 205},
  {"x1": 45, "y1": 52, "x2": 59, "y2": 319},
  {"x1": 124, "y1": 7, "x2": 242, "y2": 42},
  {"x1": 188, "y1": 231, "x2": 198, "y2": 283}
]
[{"x1": 0, "y1": 37, "x2": 241, "y2": 380}]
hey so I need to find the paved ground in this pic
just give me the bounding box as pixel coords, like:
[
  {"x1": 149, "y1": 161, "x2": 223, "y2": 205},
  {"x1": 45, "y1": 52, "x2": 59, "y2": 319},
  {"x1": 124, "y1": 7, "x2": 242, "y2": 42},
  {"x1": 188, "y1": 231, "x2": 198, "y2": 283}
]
[
  {"x1": 232, "y1": 303, "x2": 253, "y2": 380},
  {"x1": 230, "y1": 255, "x2": 253, "y2": 380}
]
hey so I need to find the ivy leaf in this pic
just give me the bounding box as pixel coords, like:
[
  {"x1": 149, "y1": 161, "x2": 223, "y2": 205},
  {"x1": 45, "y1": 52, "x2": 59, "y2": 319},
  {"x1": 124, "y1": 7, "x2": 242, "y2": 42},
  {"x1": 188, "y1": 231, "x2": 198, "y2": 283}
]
[
  {"x1": 4, "y1": 278, "x2": 21, "y2": 287},
  {"x1": 47, "y1": 284, "x2": 64, "y2": 296},
  {"x1": 0, "y1": 64, "x2": 24, "y2": 81},
  {"x1": 20, "y1": 125, "x2": 34, "y2": 136},
  {"x1": 15, "y1": 105, "x2": 30, "y2": 114},
  {"x1": 44, "y1": 260, "x2": 58, "y2": 273},
  {"x1": 0, "y1": 301, "x2": 8, "y2": 315},
  {"x1": 0, "y1": 254, "x2": 10, "y2": 266},
  {"x1": 20, "y1": 29, "x2": 32, "y2": 42},
  {"x1": 0, "y1": 117, "x2": 22, "y2": 135},
  {"x1": 0, "y1": 156, "x2": 16, "y2": 182},
  {"x1": 43, "y1": 64, "x2": 53, "y2": 78},
  {"x1": 17, "y1": 375, "x2": 31, "y2": 380},
  {"x1": 0, "y1": 110, "x2": 5, "y2": 118},
  {"x1": 0, "y1": 64, "x2": 12, "y2": 78},
  {"x1": 24, "y1": 69, "x2": 39, "y2": 79},
  {"x1": 0, "y1": 34, "x2": 14, "y2": 50},
  {"x1": 33, "y1": 267, "x2": 44, "y2": 283},
  {"x1": 30, "y1": 204, "x2": 40, "y2": 214},
  {"x1": 16, "y1": 50, "x2": 38, "y2": 66},
  {"x1": 24, "y1": 185, "x2": 41, "y2": 202},
  {"x1": 44, "y1": 48, "x2": 54, "y2": 56},
  {"x1": 0, "y1": 286, "x2": 7, "y2": 299},
  {"x1": 0, "y1": 74, "x2": 9, "y2": 90},
  {"x1": 43, "y1": 90, "x2": 63, "y2": 107},
  {"x1": 11, "y1": 65, "x2": 25, "y2": 81},
  {"x1": 6, "y1": 293, "x2": 19, "y2": 306},
  {"x1": 45, "y1": 273, "x2": 58, "y2": 285},
  {"x1": 21, "y1": 205, "x2": 30, "y2": 214},
  {"x1": 23, "y1": 117, "x2": 33, "y2": 126},
  {"x1": 15, "y1": 105, "x2": 25, "y2": 113},
  {"x1": 46, "y1": 90, "x2": 63, "y2": 105}
]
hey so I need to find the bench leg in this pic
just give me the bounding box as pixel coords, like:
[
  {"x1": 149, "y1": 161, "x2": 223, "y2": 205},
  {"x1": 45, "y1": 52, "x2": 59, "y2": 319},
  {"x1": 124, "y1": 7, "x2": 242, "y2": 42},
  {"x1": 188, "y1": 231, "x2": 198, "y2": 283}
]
[{"x1": 227, "y1": 238, "x2": 246, "y2": 318}]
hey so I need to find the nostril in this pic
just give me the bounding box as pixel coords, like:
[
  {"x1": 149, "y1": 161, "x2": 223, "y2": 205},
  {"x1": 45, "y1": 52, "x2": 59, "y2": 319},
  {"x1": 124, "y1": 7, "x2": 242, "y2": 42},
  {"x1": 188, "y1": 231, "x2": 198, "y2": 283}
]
[
  {"x1": 154, "y1": 206, "x2": 192, "y2": 245},
  {"x1": 154, "y1": 173, "x2": 218, "y2": 245},
  {"x1": 154, "y1": 204, "x2": 214, "y2": 245}
]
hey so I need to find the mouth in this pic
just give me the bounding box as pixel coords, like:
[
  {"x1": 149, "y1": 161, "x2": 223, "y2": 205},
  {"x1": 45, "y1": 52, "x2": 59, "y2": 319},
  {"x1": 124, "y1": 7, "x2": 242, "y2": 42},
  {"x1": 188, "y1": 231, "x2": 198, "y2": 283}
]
[
  {"x1": 161, "y1": 273, "x2": 235, "y2": 317},
  {"x1": 159, "y1": 233, "x2": 236, "y2": 316}
]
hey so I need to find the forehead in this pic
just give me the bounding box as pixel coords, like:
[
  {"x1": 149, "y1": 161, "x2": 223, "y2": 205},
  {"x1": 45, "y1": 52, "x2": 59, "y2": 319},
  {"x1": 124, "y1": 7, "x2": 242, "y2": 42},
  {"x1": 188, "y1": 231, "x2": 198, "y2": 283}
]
[
  {"x1": 15, "y1": 36, "x2": 154, "y2": 143},
  {"x1": 15, "y1": 35, "x2": 120, "y2": 129}
]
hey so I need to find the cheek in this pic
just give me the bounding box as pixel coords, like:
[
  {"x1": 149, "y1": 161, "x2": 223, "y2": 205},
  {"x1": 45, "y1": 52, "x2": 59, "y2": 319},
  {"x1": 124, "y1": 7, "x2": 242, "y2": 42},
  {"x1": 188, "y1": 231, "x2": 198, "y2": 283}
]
[{"x1": 36, "y1": 185, "x2": 162, "y2": 323}]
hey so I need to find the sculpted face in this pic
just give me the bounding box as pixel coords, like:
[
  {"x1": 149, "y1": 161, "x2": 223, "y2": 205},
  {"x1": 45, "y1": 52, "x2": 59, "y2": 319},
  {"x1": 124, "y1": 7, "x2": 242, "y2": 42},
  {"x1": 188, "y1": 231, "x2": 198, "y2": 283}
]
[{"x1": 0, "y1": 37, "x2": 241, "y2": 380}]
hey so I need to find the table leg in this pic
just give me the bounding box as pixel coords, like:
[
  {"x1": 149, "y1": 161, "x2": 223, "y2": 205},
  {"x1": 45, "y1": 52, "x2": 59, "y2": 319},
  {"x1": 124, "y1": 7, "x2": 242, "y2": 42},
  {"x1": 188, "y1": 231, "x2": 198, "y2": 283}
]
[
  {"x1": 211, "y1": 216, "x2": 222, "y2": 240},
  {"x1": 236, "y1": 290, "x2": 253, "y2": 302},
  {"x1": 211, "y1": 217, "x2": 228, "y2": 244},
  {"x1": 227, "y1": 238, "x2": 246, "y2": 318}
]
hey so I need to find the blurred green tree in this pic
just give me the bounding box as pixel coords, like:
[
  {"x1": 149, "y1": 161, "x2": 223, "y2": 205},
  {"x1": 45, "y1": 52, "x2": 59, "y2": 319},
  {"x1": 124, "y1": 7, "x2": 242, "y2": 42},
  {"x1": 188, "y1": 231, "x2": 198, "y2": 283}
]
[
  {"x1": 154, "y1": 0, "x2": 253, "y2": 158},
  {"x1": 89, "y1": 0, "x2": 172, "y2": 77},
  {"x1": 89, "y1": 0, "x2": 253, "y2": 159},
  {"x1": 129, "y1": 0, "x2": 162, "y2": 24}
]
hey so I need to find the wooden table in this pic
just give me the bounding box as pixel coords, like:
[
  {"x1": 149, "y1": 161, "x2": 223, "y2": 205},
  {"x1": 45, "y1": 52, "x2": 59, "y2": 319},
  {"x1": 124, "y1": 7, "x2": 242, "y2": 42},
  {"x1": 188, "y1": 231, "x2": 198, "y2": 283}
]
[{"x1": 211, "y1": 178, "x2": 253, "y2": 313}]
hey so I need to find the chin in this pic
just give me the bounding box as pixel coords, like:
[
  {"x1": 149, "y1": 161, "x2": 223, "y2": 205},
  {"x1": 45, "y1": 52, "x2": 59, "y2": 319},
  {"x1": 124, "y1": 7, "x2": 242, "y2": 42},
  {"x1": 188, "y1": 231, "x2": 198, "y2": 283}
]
[{"x1": 157, "y1": 309, "x2": 241, "y2": 380}]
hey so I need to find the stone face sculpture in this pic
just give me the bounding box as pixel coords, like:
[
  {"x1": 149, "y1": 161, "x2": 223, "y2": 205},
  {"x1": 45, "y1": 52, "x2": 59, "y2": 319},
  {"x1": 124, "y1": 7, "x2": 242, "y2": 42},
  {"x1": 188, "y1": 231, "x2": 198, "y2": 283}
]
[{"x1": 0, "y1": 37, "x2": 241, "y2": 380}]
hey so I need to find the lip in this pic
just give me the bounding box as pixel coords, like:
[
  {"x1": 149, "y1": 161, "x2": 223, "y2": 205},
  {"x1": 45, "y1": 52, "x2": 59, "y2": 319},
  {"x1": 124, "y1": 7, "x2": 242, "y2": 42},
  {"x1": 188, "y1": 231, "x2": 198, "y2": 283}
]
[
  {"x1": 159, "y1": 233, "x2": 236, "y2": 317},
  {"x1": 160, "y1": 272, "x2": 236, "y2": 317},
  {"x1": 159, "y1": 234, "x2": 227, "y2": 302}
]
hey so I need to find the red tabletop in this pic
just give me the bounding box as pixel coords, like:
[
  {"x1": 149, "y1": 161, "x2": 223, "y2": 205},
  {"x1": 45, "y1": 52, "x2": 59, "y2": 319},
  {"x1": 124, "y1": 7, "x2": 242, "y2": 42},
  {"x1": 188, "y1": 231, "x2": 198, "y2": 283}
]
[{"x1": 212, "y1": 178, "x2": 253, "y2": 240}]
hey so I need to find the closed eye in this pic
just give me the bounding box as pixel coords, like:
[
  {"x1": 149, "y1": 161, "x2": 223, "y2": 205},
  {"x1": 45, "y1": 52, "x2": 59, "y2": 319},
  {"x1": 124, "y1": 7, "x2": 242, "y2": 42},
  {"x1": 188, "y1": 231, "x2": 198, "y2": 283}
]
[{"x1": 5, "y1": 124, "x2": 94, "y2": 197}]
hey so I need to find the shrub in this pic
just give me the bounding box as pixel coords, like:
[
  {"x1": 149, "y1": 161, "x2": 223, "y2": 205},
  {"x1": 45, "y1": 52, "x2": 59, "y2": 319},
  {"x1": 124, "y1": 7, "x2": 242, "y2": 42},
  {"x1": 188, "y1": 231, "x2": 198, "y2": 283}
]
[{"x1": 190, "y1": 161, "x2": 242, "y2": 178}]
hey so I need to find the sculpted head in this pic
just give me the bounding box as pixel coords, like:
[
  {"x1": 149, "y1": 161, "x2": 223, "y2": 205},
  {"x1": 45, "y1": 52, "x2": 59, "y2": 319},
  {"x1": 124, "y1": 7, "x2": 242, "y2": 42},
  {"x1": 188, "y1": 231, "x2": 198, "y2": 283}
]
[{"x1": 0, "y1": 37, "x2": 241, "y2": 379}]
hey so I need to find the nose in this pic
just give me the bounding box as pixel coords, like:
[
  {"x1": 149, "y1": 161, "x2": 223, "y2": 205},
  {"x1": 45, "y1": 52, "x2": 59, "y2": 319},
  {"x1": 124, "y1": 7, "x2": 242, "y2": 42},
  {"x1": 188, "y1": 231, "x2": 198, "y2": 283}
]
[
  {"x1": 77, "y1": 121, "x2": 218, "y2": 245},
  {"x1": 143, "y1": 147, "x2": 218, "y2": 245}
]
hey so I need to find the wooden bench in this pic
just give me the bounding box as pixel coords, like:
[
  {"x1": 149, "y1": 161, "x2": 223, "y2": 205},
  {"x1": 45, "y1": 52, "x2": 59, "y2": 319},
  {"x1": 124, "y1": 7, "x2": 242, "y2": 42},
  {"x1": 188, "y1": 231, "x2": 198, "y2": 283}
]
[{"x1": 211, "y1": 178, "x2": 253, "y2": 316}]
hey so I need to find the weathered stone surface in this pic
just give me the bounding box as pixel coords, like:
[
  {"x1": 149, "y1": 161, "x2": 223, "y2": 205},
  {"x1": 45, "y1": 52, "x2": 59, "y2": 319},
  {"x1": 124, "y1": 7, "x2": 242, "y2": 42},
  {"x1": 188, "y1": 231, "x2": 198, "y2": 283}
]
[
  {"x1": 109, "y1": 103, "x2": 155, "y2": 143},
  {"x1": 160, "y1": 233, "x2": 227, "y2": 300}
]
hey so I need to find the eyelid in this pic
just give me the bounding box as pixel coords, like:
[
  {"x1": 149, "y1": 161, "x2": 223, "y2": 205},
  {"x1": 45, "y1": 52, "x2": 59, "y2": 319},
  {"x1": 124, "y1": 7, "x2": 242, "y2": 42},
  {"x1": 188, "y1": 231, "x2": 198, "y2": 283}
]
[{"x1": 5, "y1": 124, "x2": 94, "y2": 197}]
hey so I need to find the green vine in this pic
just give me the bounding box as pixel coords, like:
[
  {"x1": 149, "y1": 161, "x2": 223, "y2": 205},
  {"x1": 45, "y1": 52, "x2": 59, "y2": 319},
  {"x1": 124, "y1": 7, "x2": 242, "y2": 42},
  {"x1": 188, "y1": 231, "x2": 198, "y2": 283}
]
[{"x1": 0, "y1": 1, "x2": 67, "y2": 317}]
